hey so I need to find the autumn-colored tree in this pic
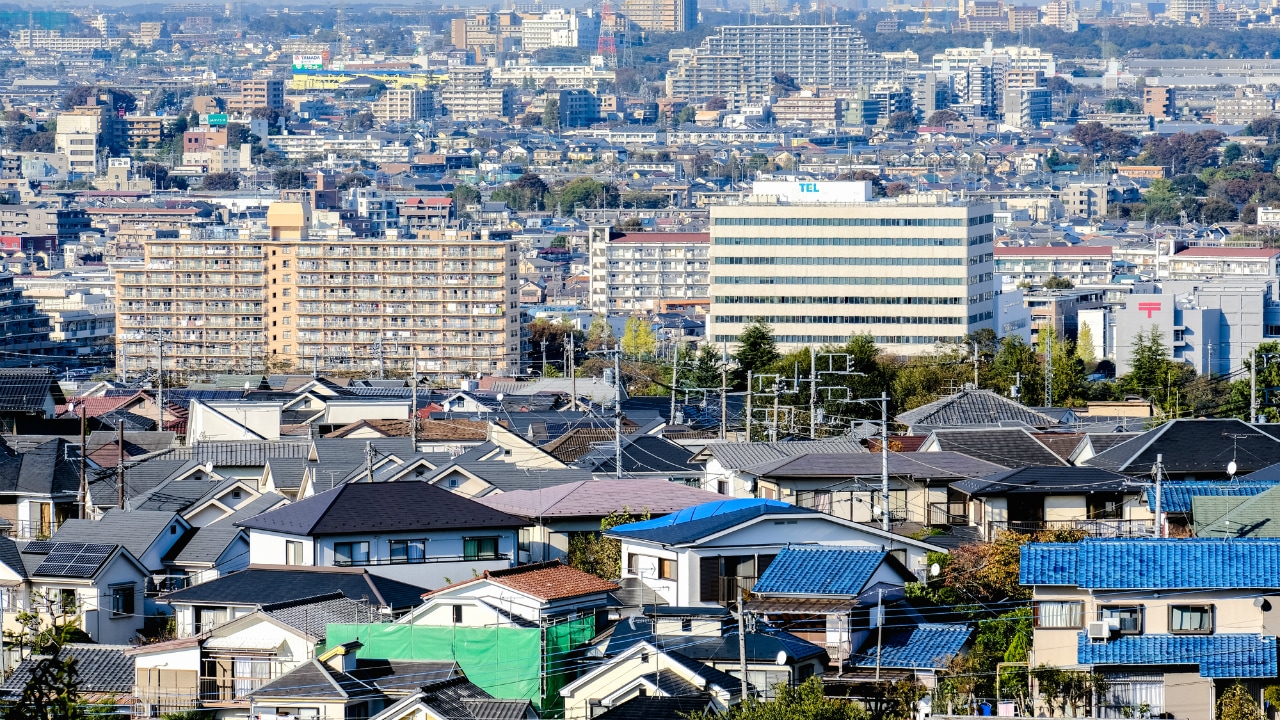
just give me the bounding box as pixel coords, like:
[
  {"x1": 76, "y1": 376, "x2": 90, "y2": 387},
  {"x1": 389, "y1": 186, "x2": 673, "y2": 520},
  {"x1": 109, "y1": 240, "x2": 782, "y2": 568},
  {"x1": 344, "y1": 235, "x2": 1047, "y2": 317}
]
[{"x1": 567, "y1": 508, "x2": 646, "y2": 580}]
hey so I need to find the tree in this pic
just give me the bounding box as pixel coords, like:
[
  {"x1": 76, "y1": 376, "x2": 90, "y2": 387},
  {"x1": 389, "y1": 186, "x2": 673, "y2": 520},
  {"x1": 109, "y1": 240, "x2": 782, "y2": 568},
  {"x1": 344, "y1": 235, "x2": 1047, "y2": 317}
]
[
  {"x1": 1076, "y1": 323, "x2": 1097, "y2": 366},
  {"x1": 201, "y1": 172, "x2": 240, "y2": 191},
  {"x1": 687, "y1": 343, "x2": 724, "y2": 389},
  {"x1": 555, "y1": 177, "x2": 618, "y2": 213},
  {"x1": 585, "y1": 315, "x2": 614, "y2": 351},
  {"x1": 1041, "y1": 326, "x2": 1086, "y2": 406},
  {"x1": 18, "y1": 131, "x2": 54, "y2": 153},
  {"x1": 272, "y1": 168, "x2": 309, "y2": 190},
  {"x1": 620, "y1": 317, "x2": 657, "y2": 358},
  {"x1": 1103, "y1": 97, "x2": 1140, "y2": 114},
  {"x1": 674, "y1": 106, "x2": 697, "y2": 125},
  {"x1": 1218, "y1": 684, "x2": 1263, "y2": 720},
  {"x1": 732, "y1": 319, "x2": 780, "y2": 388},
  {"x1": 926, "y1": 109, "x2": 960, "y2": 126},
  {"x1": 705, "y1": 96, "x2": 728, "y2": 111},
  {"x1": 1043, "y1": 275, "x2": 1075, "y2": 289},
  {"x1": 1032, "y1": 666, "x2": 1109, "y2": 718},
  {"x1": 566, "y1": 509, "x2": 644, "y2": 580},
  {"x1": 1223, "y1": 142, "x2": 1244, "y2": 165},
  {"x1": 449, "y1": 183, "x2": 481, "y2": 209},
  {"x1": 542, "y1": 97, "x2": 560, "y2": 133},
  {"x1": 529, "y1": 317, "x2": 579, "y2": 373},
  {"x1": 337, "y1": 173, "x2": 371, "y2": 191},
  {"x1": 686, "y1": 677, "x2": 868, "y2": 720},
  {"x1": 4, "y1": 590, "x2": 93, "y2": 720},
  {"x1": 886, "y1": 111, "x2": 918, "y2": 132},
  {"x1": 492, "y1": 173, "x2": 550, "y2": 212},
  {"x1": 1200, "y1": 198, "x2": 1238, "y2": 223},
  {"x1": 990, "y1": 334, "x2": 1043, "y2": 405}
]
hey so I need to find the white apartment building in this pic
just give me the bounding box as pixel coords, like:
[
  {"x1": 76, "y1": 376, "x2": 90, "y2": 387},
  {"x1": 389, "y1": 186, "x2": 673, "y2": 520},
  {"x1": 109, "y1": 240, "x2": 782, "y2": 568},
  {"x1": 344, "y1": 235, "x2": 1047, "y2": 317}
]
[
  {"x1": 371, "y1": 88, "x2": 437, "y2": 123},
  {"x1": 55, "y1": 113, "x2": 100, "y2": 177},
  {"x1": 588, "y1": 228, "x2": 709, "y2": 313},
  {"x1": 708, "y1": 181, "x2": 996, "y2": 356},
  {"x1": 933, "y1": 41, "x2": 1057, "y2": 77},
  {"x1": 490, "y1": 62, "x2": 615, "y2": 91},
  {"x1": 520, "y1": 9, "x2": 600, "y2": 52},
  {"x1": 267, "y1": 133, "x2": 412, "y2": 163}
]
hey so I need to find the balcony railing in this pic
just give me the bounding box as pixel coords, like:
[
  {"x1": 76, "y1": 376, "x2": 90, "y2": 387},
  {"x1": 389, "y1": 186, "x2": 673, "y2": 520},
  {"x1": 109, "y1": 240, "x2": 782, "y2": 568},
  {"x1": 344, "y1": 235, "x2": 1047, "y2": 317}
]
[
  {"x1": 988, "y1": 518, "x2": 1155, "y2": 538},
  {"x1": 332, "y1": 552, "x2": 511, "y2": 568},
  {"x1": 718, "y1": 575, "x2": 758, "y2": 606},
  {"x1": 928, "y1": 502, "x2": 969, "y2": 527},
  {"x1": 12, "y1": 519, "x2": 59, "y2": 540}
]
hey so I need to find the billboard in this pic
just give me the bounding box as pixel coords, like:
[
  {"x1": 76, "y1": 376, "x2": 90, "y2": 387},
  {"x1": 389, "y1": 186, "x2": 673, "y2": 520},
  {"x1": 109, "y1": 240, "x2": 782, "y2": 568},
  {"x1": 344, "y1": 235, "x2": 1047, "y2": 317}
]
[
  {"x1": 292, "y1": 52, "x2": 328, "y2": 70},
  {"x1": 207, "y1": 113, "x2": 228, "y2": 126}
]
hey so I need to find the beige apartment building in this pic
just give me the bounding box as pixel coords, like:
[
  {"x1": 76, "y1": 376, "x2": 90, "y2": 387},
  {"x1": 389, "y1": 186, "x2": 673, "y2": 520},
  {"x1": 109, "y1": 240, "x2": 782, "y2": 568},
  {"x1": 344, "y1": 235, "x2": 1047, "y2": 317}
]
[
  {"x1": 116, "y1": 203, "x2": 520, "y2": 383},
  {"x1": 371, "y1": 88, "x2": 437, "y2": 123},
  {"x1": 708, "y1": 181, "x2": 995, "y2": 356},
  {"x1": 588, "y1": 228, "x2": 709, "y2": 313}
]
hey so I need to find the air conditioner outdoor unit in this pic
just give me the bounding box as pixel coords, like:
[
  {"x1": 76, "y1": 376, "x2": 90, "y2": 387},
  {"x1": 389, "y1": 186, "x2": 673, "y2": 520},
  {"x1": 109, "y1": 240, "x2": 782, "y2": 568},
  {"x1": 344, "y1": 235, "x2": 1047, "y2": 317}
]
[{"x1": 1086, "y1": 620, "x2": 1113, "y2": 641}]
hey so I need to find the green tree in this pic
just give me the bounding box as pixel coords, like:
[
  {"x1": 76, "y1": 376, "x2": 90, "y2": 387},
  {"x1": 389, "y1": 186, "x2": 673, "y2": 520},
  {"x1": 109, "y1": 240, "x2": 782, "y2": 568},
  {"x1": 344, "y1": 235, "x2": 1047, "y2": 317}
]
[
  {"x1": 1122, "y1": 326, "x2": 1171, "y2": 403},
  {"x1": 674, "y1": 105, "x2": 697, "y2": 124},
  {"x1": 1041, "y1": 326, "x2": 1086, "y2": 406},
  {"x1": 272, "y1": 168, "x2": 309, "y2": 190},
  {"x1": 688, "y1": 343, "x2": 724, "y2": 389},
  {"x1": 543, "y1": 97, "x2": 560, "y2": 133},
  {"x1": 585, "y1": 315, "x2": 614, "y2": 351},
  {"x1": 732, "y1": 319, "x2": 780, "y2": 388},
  {"x1": 555, "y1": 177, "x2": 619, "y2": 213},
  {"x1": 201, "y1": 172, "x2": 240, "y2": 191},
  {"x1": 566, "y1": 509, "x2": 645, "y2": 580},
  {"x1": 337, "y1": 172, "x2": 371, "y2": 190},
  {"x1": 1217, "y1": 684, "x2": 1262, "y2": 720},
  {"x1": 1043, "y1": 275, "x2": 1075, "y2": 289},
  {"x1": 990, "y1": 334, "x2": 1043, "y2": 405},
  {"x1": 620, "y1": 317, "x2": 657, "y2": 358},
  {"x1": 1077, "y1": 324, "x2": 1097, "y2": 366},
  {"x1": 449, "y1": 183, "x2": 481, "y2": 210},
  {"x1": 686, "y1": 677, "x2": 868, "y2": 720}
]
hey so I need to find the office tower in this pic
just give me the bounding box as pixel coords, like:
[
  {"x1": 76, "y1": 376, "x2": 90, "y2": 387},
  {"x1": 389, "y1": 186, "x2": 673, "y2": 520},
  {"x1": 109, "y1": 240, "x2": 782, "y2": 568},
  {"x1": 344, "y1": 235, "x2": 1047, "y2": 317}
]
[
  {"x1": 709, "y1": 181, "x2": 995, "y2": 356},
  {"x1": 624, "y1": 0, "x2": 697, "y2": 32}
]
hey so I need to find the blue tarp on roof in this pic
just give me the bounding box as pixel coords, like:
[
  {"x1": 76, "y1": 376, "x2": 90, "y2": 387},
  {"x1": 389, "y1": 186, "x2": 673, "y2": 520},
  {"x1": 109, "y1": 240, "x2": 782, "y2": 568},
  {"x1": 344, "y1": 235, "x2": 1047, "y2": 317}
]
[
  {"x1": 852, "y1": 624, "x2": 971, "y2": 670},
  {"x1": 1147, "y1": 480, "x2": 1280, "y2": 514},
  {"x1": 1076, "y1": 633, "x2": 1278, "y2": 678},
  {"x1": 1021, "y1": 538, "x2": 1280, "y2": 589},
  {"x1": 753, "y1": 546, "x2": 887, "y2": 596}
]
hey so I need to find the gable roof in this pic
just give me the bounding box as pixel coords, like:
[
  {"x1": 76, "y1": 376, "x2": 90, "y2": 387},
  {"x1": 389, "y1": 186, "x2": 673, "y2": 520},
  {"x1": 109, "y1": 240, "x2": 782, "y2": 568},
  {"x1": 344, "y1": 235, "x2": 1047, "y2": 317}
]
[
  {"x1": 924, "y1": 428, "x2": 1067, "y2": 467},
  {"x1": 606, "y1": 499, "x2": 810, "y2": 546},
  {"x1": 236, "y1": 480, "x2": 528, "y2": 537},
  {"x1": 1147, "y1": 479, "x2": 1280, "y2": 514},
  {"x1": 474, "y1": 479, "x2": 724, "y2": 519},
  {"x1": 427, "y1": 560, "x2": 618, "y2": 602},
  {"x1": 1084, "y1": 419, "x2": 1280, "y2": 475},
  {"x1": 169, "y1": 525, "x2": 245, "y2": 566},
  {"x1": 160, "y1": 565, "x2": 428, "y2": 610},
  {"x1": 952, "y1": 466, "x2": 1132, "y2": 497},
  {"x1": 1076, "y1": 633, "x2": 1277, "y2": 678},
  {"x1": 897, "y1": 389, "x2": 1064, "y2": 429},
  {"x1": 692, "y1": 440, "x2": 867, "y2": 469},
  {"x1": 851, "y1": 623, "x2": 971, "y2": 670},
  {"x1": 1021, "y1": 538, "x2": 1280, "y2": 589},
  {"x1": 0, "y1": 369, "x2": 63, "y2": 413},
  {"x1": 0, "y1": 645, "x2": 132, "y2": 700},
  {"x1": 1192, "y1": 484, "x2": 1280, "y2": 538},
  {"x1": 752, "y1": 546, "x2": 895, "y2": 596},
  {"x1": 576, "y1": 434, "x2": 700, "y2": 475},
  {"x1": 744, "y1": 451, "x2": 1004, "y2": 481},
  {"x1": 52, "y1": 509, "x2": 183, "y2": 560},
  {"x1": 250, "y1": 658, "x2": 460, "y2": 700},
  {"x1": 593, "y1": 696, "x2": 714, "y2": 720}
]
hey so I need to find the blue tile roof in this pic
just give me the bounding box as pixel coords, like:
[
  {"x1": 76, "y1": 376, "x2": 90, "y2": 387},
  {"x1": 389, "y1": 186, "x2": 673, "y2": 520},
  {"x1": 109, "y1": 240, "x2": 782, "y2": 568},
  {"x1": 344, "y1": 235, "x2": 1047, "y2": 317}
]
[
  {"x1": 1076, "y1": 633, "x2": 1278, "y2": 678},
  {"x1": 1147, "y1": 480, "x2": 1279, "y2": 514},
  {"x1": 753, "y1": 546, "x2": 887, "y2": 596},
  {"x1": 607, "y1": 499, "x2": 809, "y2": 546},
  {"x1": 1021, "y1": 539, "x2": 1280, "y2": 589},
  {"x1": 853, "y1": 624, "x2": 971, "y2": 670}
]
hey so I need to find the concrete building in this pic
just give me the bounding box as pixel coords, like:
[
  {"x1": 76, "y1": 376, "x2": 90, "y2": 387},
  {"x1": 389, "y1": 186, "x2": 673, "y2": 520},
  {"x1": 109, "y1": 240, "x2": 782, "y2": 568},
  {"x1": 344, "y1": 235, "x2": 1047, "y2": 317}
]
[
  {"x1": 1167, "y1": 247, "x2": 1280, "y2": 281},
  {"x1": 371, "y1": 88, "x2": 437, "y2": 123},
  {"x1": 772, "y1": 93, "x2": 843, "y2": 128},
  {"x1": 1144, "y1": 85, "x2": 1177, "y2": 120},
  {"x1": 0, "y1": 273, "x2": 54, "y2": 359},
  {"x1": 55, "y1": 112, "x2": 101, "y2": 178},
  {"x1": 588, "y1": 228, "x2": 709, "y2": 313},
  {"x1": 1212, "y1": 90, "x2": 1275, "y2": 125},
  {"x1": 440, "y1": 68, "x2": 517, "y2": 121},
  {"x1": 666, "y1": 25, "x2": 889, "y2": 101},
  {"x1": 556, "y1": 89, "x2": 600, "y2": 128},
  {"x1": 115, "y1": 205, "x2": 520, "y2": 383},
  {"x1": 624, "y1": 0, "x2": 697, "y2": 33},
  {"x1": 708, "y1": 181, "x2": 995, "y2": 356},
  {"x1": 520, "y1": 8, "x2": 599, "y2": 51},
  {"x1": 228, "y1": 79, "x2": 285, "y2": 113},
  {"x1": 1003, "y1": 87, "x2": 1052, "y2": 129},
  {"x1": 995, "y1": 246, "x2": 1115, "y2": 288},
  {"x1": 0, "y1": 206, "x2": 92, "y2": 246},
  {"x1": 1060, "y1": 183, "x2": 1121, "y2": 218},
  {"x1": 20, "y1": 287, "x2": 114, "y2": 359}
]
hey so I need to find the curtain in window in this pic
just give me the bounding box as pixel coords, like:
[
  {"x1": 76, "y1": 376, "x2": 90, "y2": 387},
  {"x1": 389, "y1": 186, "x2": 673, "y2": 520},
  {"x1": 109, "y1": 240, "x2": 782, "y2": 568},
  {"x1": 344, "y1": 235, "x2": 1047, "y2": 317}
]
[
  {"x1": 1097, "y1": 673, "x2": 1164, "y2": 718},
  {"x1": 1171, "y1": 606, "x2": 1210, "y2": 632},
  {"x1": 232, "y1": 657, "x2": 269, "y2": 697},
  {"x1": 1038, "y1": 602, "x2": 1082, "y2": 628}
]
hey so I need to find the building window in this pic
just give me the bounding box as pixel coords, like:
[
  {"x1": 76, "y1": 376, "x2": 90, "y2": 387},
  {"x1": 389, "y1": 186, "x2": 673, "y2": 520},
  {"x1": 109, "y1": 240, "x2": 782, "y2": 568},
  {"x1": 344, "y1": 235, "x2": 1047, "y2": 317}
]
[
  {"x1": 1088, "y1": 493, "x2": 1124, "y2": 520},
  {"x1": 463, "y1": 537, "x2": 499, "y2": 560},
  {"x1": 389, "y1": 539, "x2": 425, "y2": 564},
  {"x1": 334, "y1": 541, "x2": 370, "y2": 566},
  {"x1": 285, "y1": 540, "x2": 304, "y2": 566},
  {"x1": 1035, "y1": 601, "x2": 1084, "y2": 628},
  {"x1": 659, "y1": 558, "x2": 676, "y2": 580},
  {"x1": 518, "y1": 528, "x2": 531, "y2": 554},
  {"x1": 1170, "y1": 605, "x2": 1213, "y2": 634},
  {"x1": 453, "y1": 604, "x2": 464, "y2": 624},
  {"x1": 110, "y1": 584, "x2": 134, "y2": 617},
  {"x1": 628, "y1": 553, "x2": 641, "y2": 575},
  {"x1": 1101, "y1": 606, "x2": 1144, "y2": 634}
]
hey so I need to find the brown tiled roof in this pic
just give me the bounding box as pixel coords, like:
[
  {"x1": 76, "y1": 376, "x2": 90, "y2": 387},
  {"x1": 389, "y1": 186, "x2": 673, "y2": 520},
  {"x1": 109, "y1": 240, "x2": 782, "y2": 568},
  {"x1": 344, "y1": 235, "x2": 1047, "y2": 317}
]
[
  {"x1": 867, "y1": 436, "x2": 928, "y2": 453},
  {"x1": 57, "y1": 395, "x2": 142, "y2": 418},
  {"x1": 324, "y1": 418, "x2": 486, "y2": 441},
  {"x1": 541, "y1": 427, "x2": 636, "y2": 462},
  {"x1": 425, "y1": 560, "x2": 618, "y2": 601},
  {"x1": 1031, "y1": 433, "x2": 1087, "y2": 463}
]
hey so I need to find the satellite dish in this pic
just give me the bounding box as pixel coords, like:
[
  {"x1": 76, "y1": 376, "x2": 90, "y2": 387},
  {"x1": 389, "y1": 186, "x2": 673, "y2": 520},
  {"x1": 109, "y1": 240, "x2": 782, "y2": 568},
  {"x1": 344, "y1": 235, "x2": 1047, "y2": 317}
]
[
  {"x1": 872, "y1": 505, "x2": 883, "y2": 518},
  {"x1": 442, "y1": 401, "x2": 452, "y2": 413},
  {"x1": 1228, "y1": 460, "x2": 1238, "y2": 477},
  {"x1": 775, "y1": 650, "x2": 788, "y2": 666},
  {"x1": 496, "y1": 393, "x2": 505, "y2": 402},
  {"x1": 930, "y1": 563, "x2": 941, "y2": 577}
]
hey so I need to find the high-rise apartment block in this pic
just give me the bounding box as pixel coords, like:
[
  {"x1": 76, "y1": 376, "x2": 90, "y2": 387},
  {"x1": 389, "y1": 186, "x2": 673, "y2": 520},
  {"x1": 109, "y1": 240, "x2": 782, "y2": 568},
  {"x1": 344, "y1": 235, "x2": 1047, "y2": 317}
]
[
  {"x1": 228, "y1": 79, "x2": 285, "y2": 113},
  {"x1": 623, "y1": 0, "x2": 697, "y2": 33},
  {"x1": 588, "y1": 228, "x2": 710, "y2": 313},
  {"x1": 371, "y1": 88, "x2": 437, "y2": 123},
  {"x1": 666, "y1": 25, "x2": 889, "y2": 101},
  {"x1": 1143, "y1": 85, "x2": 1176, "y2": 120},
  {"x1": 708, "y1": 182, "x2": 995, "y2": 355},
  {"x1": 115, "y1": 204, "x2": 520, "y2": 383}
]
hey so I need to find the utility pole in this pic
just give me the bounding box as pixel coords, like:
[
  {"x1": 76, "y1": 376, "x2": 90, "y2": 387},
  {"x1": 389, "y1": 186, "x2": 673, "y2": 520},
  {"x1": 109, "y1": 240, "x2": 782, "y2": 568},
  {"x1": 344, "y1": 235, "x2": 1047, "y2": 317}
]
[
  {"x1": 670, "y1": 340, "x2": 678, "y2": 422},
  {"x1": 972, "y1": 341, "x2": 980, "y2": 387},
  {"x1": 614, "y1": 345, "x2": 623, "y2": 480},
  {"x1": 568, "y1": 333, "x2": 577, "y2": 410},
  {"x1": 879, "y1": 391, "x2": 889, "y2": 533},
  {"x1": 75, "y1": 403, "x2": 85, "y2": 520},
  {"x1": 411, "y1": 352, "x2": 419, "y2": 442},
  {"x1": 155, "y1": 333, "x2": 164, "y2": 431},
  {"x1": 1043, "y1": 329, "x2": 1053, "y2": 407},
  {"x1": 720, "y1": 342, "x2": 728, "y2": 441},
  {"x1": 770, "y1": 382, "x2": 780, "y2": 442},
  {"x1": 541, "y1": 338, "x2": 549, "y2": 377},
  {"x1": 809, "y1": 346, "x2": 818, "y2": 440},
  {"x1": 874, "y1": 587, "x2": 884, "y2": 681},
  {"x1": 736, "y1": 597, "x2": 750, "y2": 700},
  {"x1": 745, "y1": 371, "x2": 753, "y2": 441},
  {"x1": 116, "y1": 422, "x2": 125, "y2": 510},
  {"x1": 365, "y1": 441, "x2": 375, "y2": 483},
  {"x1": 374, "y1": 339, "x2": 385, "y2": 380},
  {"x1": 1251, "y1": 348, "x2": 1258, "y2": 423},
  {"x1": 1153, "y1": 452, "x2": 1164, "y2": 538}
]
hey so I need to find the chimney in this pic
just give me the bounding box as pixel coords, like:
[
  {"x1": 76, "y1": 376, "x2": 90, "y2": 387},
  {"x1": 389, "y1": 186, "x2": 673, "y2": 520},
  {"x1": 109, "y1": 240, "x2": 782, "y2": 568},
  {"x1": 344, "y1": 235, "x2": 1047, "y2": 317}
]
[{"x1": 319, "y1": 640, "x2": 363, "y2": 673}]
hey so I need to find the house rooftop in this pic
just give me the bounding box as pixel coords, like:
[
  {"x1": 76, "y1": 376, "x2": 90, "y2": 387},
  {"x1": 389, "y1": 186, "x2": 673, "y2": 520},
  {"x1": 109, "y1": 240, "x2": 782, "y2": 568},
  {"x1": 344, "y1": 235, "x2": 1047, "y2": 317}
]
[
  {"x1": 1021, "y1": 538, "x2": 1280, "y2": 589},
  {"x1": 426, "y1": 560, "x2": 618, "y2": 602},
  {"x1": 160, "y1": 565, "x2": 428, "y2": 611}
]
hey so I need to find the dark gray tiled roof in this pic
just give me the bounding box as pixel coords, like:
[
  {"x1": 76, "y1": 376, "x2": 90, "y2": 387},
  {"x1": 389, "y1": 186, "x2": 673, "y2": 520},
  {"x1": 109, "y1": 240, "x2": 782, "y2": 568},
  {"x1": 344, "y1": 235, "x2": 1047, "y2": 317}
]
[
  {"x1": 263, "y1": 595, "x2": 386, "y2": 638},
  {"x1": 696, "y1": 440, "x2": 867, "y2": 470},
  {"x1": 745, "y1": 451, "x2": 1005, "y2": 481},
  {"x1": 0, "y1": 645, "x2": 132, "y2": 699},
  {"x1": 1085, "y1": 419, "x2": 1280, "y2": 476},
  {"x1": 897, "y1": 389, "x2": 1065, "y2": 429},
  {"x1": 160, "y1": 566, "x2": 428, "y2": 611},
  {"x1": 251, "y1": 659, "x2": 460, "y2": 700},
  {"x1": 52, "y1": 509, "x2": 181, "y2": 561},
  {"x1": 424, "y1": 460, "x2": 594, "y2": 492},
  {"x1": 266, "y1": 457, "x2": 310, "y2": 490},
  {"x1": 0, "y1": 369, "x2": 63, "y2": 414},
  {"x1": 925, "y1": 428, "x2": 1067, "y2": 468},
  {"x1": 577, "y1": 435, "x2": 701, "y2": 475},
  {"x1": 0, "y1": 438, "x2": 80, "y2": 498},
  {"x1": 0, "y1": 536, "x2": 26, "y2": 579},
  {"x1": 170, "y1": 525, "x2": 244, "y2": 566},
  {"x1": 594, "y1": 696, "x2": 713, "y2": 720},
  {"x1": 218, "y1": 492, "x2": 288, "y2": 526},
  {"x1": 952, "y1": 466, "x2": 1132, "y2": 497}
]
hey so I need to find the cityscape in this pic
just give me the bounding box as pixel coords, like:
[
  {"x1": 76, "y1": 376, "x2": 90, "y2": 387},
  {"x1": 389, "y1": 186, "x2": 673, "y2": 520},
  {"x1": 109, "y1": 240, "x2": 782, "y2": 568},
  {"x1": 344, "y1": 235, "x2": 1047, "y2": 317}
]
[{"x1": 2, "y1": 0, "x2": 1280, "y2": 719}]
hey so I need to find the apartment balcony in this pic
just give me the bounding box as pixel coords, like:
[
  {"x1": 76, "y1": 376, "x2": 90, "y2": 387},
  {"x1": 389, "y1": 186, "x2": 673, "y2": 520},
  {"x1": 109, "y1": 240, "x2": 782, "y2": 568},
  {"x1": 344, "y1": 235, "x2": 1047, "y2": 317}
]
[{"x1": 987, "y1": 518, "x2": 1155, "y2": 538}]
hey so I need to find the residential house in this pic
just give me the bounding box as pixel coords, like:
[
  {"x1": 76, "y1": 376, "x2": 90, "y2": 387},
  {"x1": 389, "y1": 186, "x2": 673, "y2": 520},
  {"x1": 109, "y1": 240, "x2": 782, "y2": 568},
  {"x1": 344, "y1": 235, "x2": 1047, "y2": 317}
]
[
  {"x1": 952, "y1": 466, "x2": 1155, "y2": 540},
  {"x1": 248, "y1": 642, "x2": 463, "y2": 720},
  {"x1": 1021, "y1": 538, "x2": 1280, "y2": 720},
  {"x1": 237, "y1": 481, "x2": 530, "y2": 588},
  {"x1": 130, "y1": 593, "x2": 385, "y2": 714},
  {"x1": 1066, "y1": 433, "x2": 1142, "y2": 466},
  {"x1": 0, "y1": 437, "x2": 81, "y2": 539},
  {"x1": 559, "y1": 640, "x2": 742, "y2": 720},
  {"x1": 575, "y1": 435, "x2": 703, "y2": 484},
  {"x1": 51, "y1": 509, "x2": 191, "y2": 585},
  {"x1": 159, "y1": 565, "x2": 428, "y2": 637},
  {"x1": 0, "y1": 644, "x2": 133, "y2": 704},
  {"x1": 607, "y1": 499, "x2": 947, "y2": 607},
  {"x1": 896, "y1": 389, "x2": 1072, "y2": 434},
  {"x1": 693, "y1": 441, "x2": 868, "y2": 498},
  {"x1": 0, "y1": 369, "x2": 65, "y2": 429},
  {"x1": 1084, "y1": 419, "x2": 1280, "y2": 480},
  {"x1": 919, "y1": 427, "x2": 1068, "y2": 468},
  {"x1": 591, "y1": 695, "x2": 714, "y2": 720},
  {"x1": 475, "y1": 479, "x2": 724, "y2": 563},
  {"x1": 371, "y1": 675, "x2": 537, "y2": 720},
  {"x1": 1189, "y1": 484, "x2": 1280, "y2": 538}
]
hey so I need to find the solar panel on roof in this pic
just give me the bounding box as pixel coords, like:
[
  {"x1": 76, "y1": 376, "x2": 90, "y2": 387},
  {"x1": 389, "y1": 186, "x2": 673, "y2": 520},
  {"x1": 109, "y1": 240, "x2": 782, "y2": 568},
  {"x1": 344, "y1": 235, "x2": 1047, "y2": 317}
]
[
  {"x1": 33, "y1": 542, "x2": 116, "y2": 578},
  {"x1": 23, "y1": 540, "x2": 55, "y2": 554}
]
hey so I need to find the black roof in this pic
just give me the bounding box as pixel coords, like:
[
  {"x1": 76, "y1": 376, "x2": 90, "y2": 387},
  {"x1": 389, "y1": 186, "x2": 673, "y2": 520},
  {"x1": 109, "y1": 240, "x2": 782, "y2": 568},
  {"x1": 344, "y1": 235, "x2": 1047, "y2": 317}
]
[
  {"x1": 0, "y1": 369, "x2": 63, "y2": 414},
  {"x1": 593, "y1": 696, "x2": 714, "y2": 720},
  {"x1": 0, "y1": 645, "x2": 132, "y2": 699},
  {"x1": 159, "y1": 566, "x2": 428, "y2": 611},
  {"x1": 926, "y1": 428, "x2": 1067, "y2": 468},
  {"x1": 236, "y1": 481, "x2": 529, "y2": 537},
  {"x1": 1085, "y1": 419, "x2": 1280, "y2": 476},
  {"x1": 577, "y1": 435, "x2": 701, "y2": 475},
  {"x1": 951, "y1": 466, "x2": 1133, "y2": 497}
]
